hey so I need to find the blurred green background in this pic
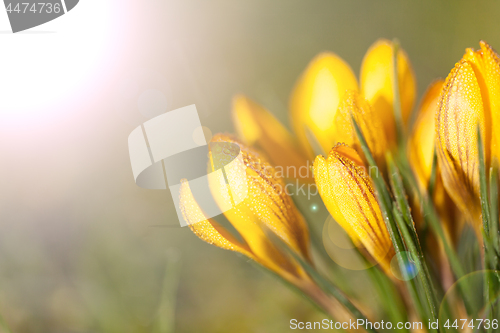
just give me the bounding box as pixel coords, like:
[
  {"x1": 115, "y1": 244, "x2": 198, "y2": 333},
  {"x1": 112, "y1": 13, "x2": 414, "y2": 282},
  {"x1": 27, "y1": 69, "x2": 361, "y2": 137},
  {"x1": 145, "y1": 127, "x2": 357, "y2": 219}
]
[{"x1": 1, "y1": 0, "x2": 500, "y2": 332}]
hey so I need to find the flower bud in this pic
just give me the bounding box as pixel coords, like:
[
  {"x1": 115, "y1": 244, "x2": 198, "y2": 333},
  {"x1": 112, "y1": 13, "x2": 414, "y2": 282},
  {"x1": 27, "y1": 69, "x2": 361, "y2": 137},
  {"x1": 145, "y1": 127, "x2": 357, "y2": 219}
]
[
  {"x1": 290, "y1": 53, "x2": 358, "y2": 157},
  {"x1": 361, "y1": 39, "x2": 416, "y2": 144},
  {"x1": 180, "y1": 134, "x2": 311, "y2": 281},
  {"x1": 314, "y1": 144, "x2": 394, "y2": 271}
]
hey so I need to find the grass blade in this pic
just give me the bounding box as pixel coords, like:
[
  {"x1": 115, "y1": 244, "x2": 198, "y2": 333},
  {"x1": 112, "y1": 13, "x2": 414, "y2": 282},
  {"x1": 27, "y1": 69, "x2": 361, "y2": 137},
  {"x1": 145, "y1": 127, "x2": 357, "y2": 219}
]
[
  {"x1": 478, "y1": 126, "x2": 491, "y2": 235},
  {"x1": 477, "y1": 126, "x2": 497, "y2": 330},
  {"x1": 352, "y1": 118, "x2": 438, "y2": 330},
  {"x1": 387, "y1": 157, "x2": 440, "y2": 326},
  {"x1": 489, "y1": 165, "x2": 499, "y2": 272}
]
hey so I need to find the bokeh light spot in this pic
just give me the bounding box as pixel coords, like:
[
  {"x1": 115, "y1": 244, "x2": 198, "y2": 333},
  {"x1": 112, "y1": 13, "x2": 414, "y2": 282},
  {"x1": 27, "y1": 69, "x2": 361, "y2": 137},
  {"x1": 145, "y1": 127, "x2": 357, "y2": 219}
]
[
  {"x1": 390, "y1": 251, "x2": 419, "y2": 281},
  {"x1": 192, "y1": 126, "x2": 213, "y2": 146},
  {"x1": 322, "y1": 215, "x2": 375, "y2": 270}
]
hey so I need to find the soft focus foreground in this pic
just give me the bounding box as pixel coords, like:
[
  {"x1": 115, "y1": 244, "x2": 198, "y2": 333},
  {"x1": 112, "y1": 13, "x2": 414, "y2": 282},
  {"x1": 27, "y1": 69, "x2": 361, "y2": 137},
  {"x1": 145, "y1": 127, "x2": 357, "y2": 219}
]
[{"x1": 2, "y1": 1, "x2": 500, "y2": 332}]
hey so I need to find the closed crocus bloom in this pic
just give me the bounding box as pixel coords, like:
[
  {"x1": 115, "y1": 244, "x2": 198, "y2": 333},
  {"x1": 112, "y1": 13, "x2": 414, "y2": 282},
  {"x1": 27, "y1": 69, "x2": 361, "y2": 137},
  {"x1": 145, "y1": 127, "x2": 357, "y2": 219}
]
[
  {"x1": 436, "y1": 51, "x2": 491, "y2": 224},
  {"x1": 436, "y1": 42, "x2": 500, "y2": 225},
  {"x1": 314, "y1": 144, "x2": 394, "y2": 271},
  {"x1": 333, "y1": 90, "x2": 387, "y2": 164},
  {"x1": 232, "y1": 95, "x2": 312, "y2": 182},
  {"x1": 463, "y1": 41, "x2": 500, "y2": 162},
  {"x1": 290, "y1": 53, "x2": 359, "y2": 158},
  {"x1": 180, "y1": 134, "x2": 311, "y2": 282},
  {"x1": 361, "y1": 39, "x2": 417, "y2": 143},
  {"x1": 408, "y1": 80, "x2": 445, "y2": 190}
]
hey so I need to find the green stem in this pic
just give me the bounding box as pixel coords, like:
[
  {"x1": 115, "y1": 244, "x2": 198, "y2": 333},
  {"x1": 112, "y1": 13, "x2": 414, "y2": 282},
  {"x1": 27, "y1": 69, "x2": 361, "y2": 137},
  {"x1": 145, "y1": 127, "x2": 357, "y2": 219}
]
[
  {"x1": 392, "y1": 206, "x2": 439, "y2": 327},
  {"x1": 488, "y1": 165, "x2": 500, "y2": 293},
  {"x1": 489, "y1": 165, "x2": 499, "y2": 264},
  {"x1": 387, "y1": 158, "x2": 440, "y2": 326},
  {"x1": 478, "y1": 127, "x2": 491, "y2": 235},
  {"x1": 478, "y1": 126, "x2": 496, "y2": 329}
]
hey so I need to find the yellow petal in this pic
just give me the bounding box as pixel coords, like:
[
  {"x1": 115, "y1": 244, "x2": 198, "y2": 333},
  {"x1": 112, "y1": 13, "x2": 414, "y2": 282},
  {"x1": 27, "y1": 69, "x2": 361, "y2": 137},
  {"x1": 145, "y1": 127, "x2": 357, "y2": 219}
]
[
  {"x1": 408, "y1": 80, "x2": 445, "y2": 190},
  {"x1": 314, "y1": 144, "x2": 394, "y2": 271},
  {"x1": 436, "y1": 59, "x2": 486, "y2": 224},
  {"x1": 334, "y1": 90, "x2": 388, "y2": 164},
  {"x1": 179, "y1": 180, "x2": 254, "y2": 258},
  {"x1": 290, "y1": 52, "x2": 358, "y2": 157},
  {"x1": 463, "y1": 41, "x2": 500, "y2": 163},
  {"x1": 232, "y1": 95, "x2": 312, "y2": 182},
  {"x1": 208, "y1": 134, "x2": 311, "y2": 276},
  {"x1": 313, "y1": 150, "x2": 361, "y2": 245},
  {"x1": 360, "y1": 39, "x2": 417, "y2": 144}
]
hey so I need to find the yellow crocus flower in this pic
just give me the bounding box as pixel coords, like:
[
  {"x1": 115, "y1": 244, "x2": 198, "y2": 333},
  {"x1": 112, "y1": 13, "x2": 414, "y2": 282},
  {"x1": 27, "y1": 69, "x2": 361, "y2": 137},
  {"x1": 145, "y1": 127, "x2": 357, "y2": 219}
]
[
  {"x1": 463, "y1": 41, "x2": 500, "y2": 162},
  {"x1": 436, "y1": 41, "x2": 500, "y2": 224},
  {"x1": 361, "y1": 39, "x2": 417, "y2": 143},
  {"x1": 290, "y1": 52, "x2": 359, "y2": 158},
  {"x1": 179, "y1": 134, "x2": 311, "y2": 284},
  {"x1": 314, "y1": 144, "x2": 394, "y2": 271},
  {"x1": 232, "y1": 39, "x2": 416, "y2": 178}
]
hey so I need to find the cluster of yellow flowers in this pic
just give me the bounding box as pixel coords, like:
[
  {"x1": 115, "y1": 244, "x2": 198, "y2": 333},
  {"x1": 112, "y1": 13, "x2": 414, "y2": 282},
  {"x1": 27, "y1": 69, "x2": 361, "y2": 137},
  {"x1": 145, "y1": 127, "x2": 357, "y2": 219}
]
[{"x1": 179, "y1": 39, "x2": 500, "y2": 317}]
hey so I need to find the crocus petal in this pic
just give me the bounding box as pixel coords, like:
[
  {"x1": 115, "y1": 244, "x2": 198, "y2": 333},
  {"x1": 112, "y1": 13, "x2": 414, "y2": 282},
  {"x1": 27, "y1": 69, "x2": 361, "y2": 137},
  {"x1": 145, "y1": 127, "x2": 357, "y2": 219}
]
[
  {"x1": 179, "y1": 180, "x2": 254, "y2": 258},
  {"x1": 208, "y1": 134, "x2": 311, "y2": 276},
  {"x1": 180, "y1": 178, "x2": 304, "y2": 282},
  {"x1": 290, "y1": 53, "x2": 358, "y2": 157},
  {"x1": 313, "y1": 149, "x2": 361, "y2": 245},
  {"x1": 314, "y1": 144, "x2": 394, "y2": 271},
  {"x1": 232, "y1": 95, "x2": 313, "y2": 182},
  {"x1": 463, "y1": 41, "x2": 500, "y2": 162},
  {"x1": 360, "y1": 39, "x2": 416, "y2": 144},
  {"x1": 334, "y1": 90, "x2": 388, "y2": 164},
  {"x1": 408, "y1": 80, "x2": 445, "y2": 190},
  {"x1": 436, "y1": 59, "x2": 486, "y2": 224}
]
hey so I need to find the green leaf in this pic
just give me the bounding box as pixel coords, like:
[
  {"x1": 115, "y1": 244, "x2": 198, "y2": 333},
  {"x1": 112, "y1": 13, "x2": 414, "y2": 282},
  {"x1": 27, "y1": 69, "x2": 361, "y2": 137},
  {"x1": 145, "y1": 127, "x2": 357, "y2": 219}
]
[
  {"x1": 489, "y1": 164, "x2": 499, "y2": 271},
  {"x1": 478, "y1": 125, "x2": 491, "y2": 235}
]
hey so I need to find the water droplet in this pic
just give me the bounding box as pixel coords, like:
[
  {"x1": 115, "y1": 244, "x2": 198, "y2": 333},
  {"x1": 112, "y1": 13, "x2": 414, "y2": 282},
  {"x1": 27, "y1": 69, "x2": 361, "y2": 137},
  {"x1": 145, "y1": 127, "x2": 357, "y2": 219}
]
[{"x1": 390, "y1": 251, "x2": 420, "y2": 281}]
